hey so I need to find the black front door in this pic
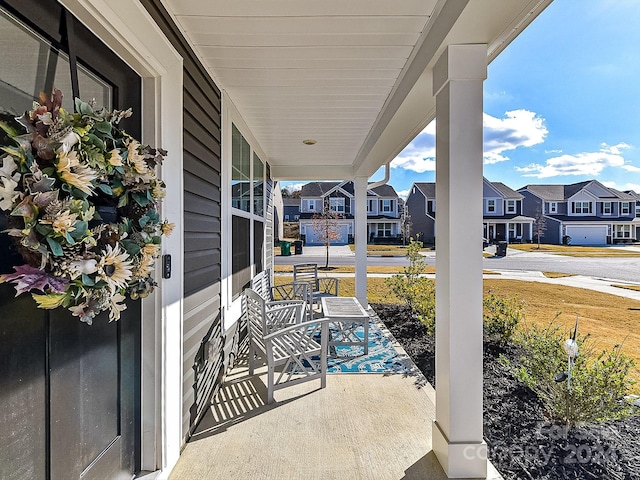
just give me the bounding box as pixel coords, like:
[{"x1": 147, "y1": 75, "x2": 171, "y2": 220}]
[{"x1": 0, "y1": 1, "x2": 142, "y2": 479}]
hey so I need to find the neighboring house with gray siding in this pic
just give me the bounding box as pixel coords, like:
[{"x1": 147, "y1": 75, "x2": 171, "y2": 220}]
[
  {"x1": 405, "y1": 178, "x2": 534, "y2": 245},
  {"x1": 299, "y1": 181, "x2": 401, "y2": 245},
  {"x1": 519, "y1": 180, "x2": 638, "y2": 245},
  {"x1": 405, "y1": 183, "x2": 436, "y2": 243}
]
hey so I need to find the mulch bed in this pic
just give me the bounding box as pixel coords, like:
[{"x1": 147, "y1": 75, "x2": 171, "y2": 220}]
[{"x1": 372, "y1": 303, "x2": 640, "y2": 480}]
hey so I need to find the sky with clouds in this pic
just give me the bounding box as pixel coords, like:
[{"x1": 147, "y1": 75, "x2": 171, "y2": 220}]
[{"x1": 282, "y1": 1, "x2": 640, "y2": 199}]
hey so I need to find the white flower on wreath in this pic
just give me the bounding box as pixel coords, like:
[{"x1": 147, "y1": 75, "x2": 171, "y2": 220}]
[
  {"x1": 98, "y1": 244, "x2": 133, "y2": 292},
  {"x1": 108, "y1": 293, "x2": 127, "y2": 322}
]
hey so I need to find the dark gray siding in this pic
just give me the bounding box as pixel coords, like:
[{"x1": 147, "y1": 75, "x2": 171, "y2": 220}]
[
  {"x1": 140, "y1": 0, "x2": 224, "y2": 443},
  {"x1": 406, "y1": 190, "x2": 435, "y2": 243}
]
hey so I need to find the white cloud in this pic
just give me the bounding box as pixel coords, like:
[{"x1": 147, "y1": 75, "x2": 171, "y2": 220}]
[
  {"x1": 483, "y1": 110, "x2": 548, "y2": 164},
  {"x1": 391, "y1": 110, "x2": 547, "y2": 173},
  {"x1": 280, "y1": 182, "x2": 306, "y2": 192},
  {"x1": 622, "y1": 164, "x2": 640, "y2": 172},
  {"x1": 391, "y1": 121, "x2": 436, "y2": 173},
  {"x1": 625, "y1": 183, "x2": 640, "y2": 192},
  {"x1": 516, "y1": 143, "x2": 630, "y2": 178},
  {"x1": 395, "y1": 189, "x2": 410, "y2": 200},
  {"x1": 601, "y1": 181, "x2": 617, "y2": 188}
]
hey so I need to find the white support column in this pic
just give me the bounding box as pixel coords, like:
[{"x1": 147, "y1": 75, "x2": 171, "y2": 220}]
[
  {"x1": 354, "y1": 176, "x2": 369, "y2": 306},
  {"x1": 432, "y1": 44, "x2": 487, "y2": 478}
]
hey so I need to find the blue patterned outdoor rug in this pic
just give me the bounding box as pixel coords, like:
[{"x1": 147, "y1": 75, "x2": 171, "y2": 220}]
[{"x1": 326, "y1": 319, "x2": 416, "y2": 374}]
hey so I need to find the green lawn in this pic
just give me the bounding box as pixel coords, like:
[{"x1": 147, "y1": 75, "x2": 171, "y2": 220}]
[
  {"x1": 273, "y1": 275, "x2": 640, "y2": 392},
  {"x1": 508, "y1": 243, "x2": 640, "y2": 257}
]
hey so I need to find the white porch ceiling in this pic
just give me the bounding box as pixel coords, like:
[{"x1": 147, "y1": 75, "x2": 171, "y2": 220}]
[{"x1": 163, "y1": 0, "x2": 552, "y2": 180}]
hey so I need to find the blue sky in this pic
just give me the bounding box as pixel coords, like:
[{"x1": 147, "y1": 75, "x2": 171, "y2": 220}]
[{"x1": 282, "y1": 1, "x2": 640, "y2": 199}]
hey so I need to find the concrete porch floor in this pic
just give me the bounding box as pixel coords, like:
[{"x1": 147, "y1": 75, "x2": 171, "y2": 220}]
[{"x1": 169, "y1": 353, "x2": 503, "y2": 480}]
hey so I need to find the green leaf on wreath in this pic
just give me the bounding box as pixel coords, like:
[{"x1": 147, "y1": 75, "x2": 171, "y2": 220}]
[
  {"x1": 45, "y1": 237, "x2": 63, "y2": 256},
  {"x1": 35, "y1": 224, "x2": 53, "y2": 236},
  {"x1": 121, "y1": 238, "x2": 141, "y2": 256},
  {"x1": 81, "y1": 274, "x2": 95, "y2": 286},
  {"x1": 70, "y1": 221, "x2": 88, "y2": 239},
  {"x1": 94, "y1": 121, "x2": 112, "y2": 134},
  {"x1": 97, "y1": 183, "x2": 113, "y2": 195},
  {"x1": 117, "y1": 194, "x2": 129, "y2": 207},
  {"x1": 64, "y1": 232, "x2": 76, "y2": 245},
  {"x1": 132, "y1": 191, "x2": 150, "y2": 207}
]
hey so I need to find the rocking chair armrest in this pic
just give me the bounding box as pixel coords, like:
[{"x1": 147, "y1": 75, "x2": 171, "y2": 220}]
[
  {"x1": 263, "y1": 317, "x2": 330, "y2": 346},
  {"x1": 266, "y1": 299, "x2": 305, "y2": 310}
]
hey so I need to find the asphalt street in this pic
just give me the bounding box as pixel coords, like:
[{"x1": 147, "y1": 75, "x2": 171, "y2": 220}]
[{"x1": 274, "y1": 245, "x2": 640, "y2": 283}]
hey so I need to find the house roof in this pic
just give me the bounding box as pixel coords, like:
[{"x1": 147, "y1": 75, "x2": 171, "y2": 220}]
[
  {"x1": 490, "y1": 182, "x2": 523, "y2": 200},
  {"x1": 412, "y1": 182, "x2": 436, "y2": 199},
  {"x1": 522, "y1": 181, "x2": 635, "y2": 201},
  {"x1": 625, "y1": 190, "x2": 640, "y2": 201},
  {"x1": 283, "y1": 198, "x2": 301, "y2": 207},
  {"x1": 163, "y1": 1, "x2": 552, "y2": 181},
  {"x1": 300, "y1": 181, "x2": 397, "y2": 198}
]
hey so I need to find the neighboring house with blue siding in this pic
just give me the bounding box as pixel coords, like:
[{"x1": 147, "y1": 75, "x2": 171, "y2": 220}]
[
  {"x1": 405, "y1": 178, "x2": 534, "y2": 245},
  {"x1": 298, "y1": 181, "x2": 401, "y2": 245},
  {"x1": 519, "y1": 180, "x2": 638, "y2": 245},
  {"x1": 283, "y1": 198, "x2": 301, "y2": 221}
]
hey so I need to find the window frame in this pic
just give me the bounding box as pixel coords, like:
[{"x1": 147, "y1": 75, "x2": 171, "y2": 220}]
[
  {"x1": 228, "y1": 121, "x2": 267, "y2": 303},
  {"x1": 615, "y1": 224, "x2": 631, "y2": 238},
  {"x1": 329, "y1": 197, "x2": 345, "y2": 213},
  {"x1": 549, "y1": 202, "x2": 557, "y2": 214},
  {"x1": 621, "y1": 202, "x2": 630, "y2": 215},
  {"x1": 486, "y1": 199, "x2": 496, "y2": 213},
  {"x1": 377, "y1": 223, "x2": 392, "y2": 237},
  {"x1": 602, "y1": 202, "x2": 612, "y2": 215},
  {"x1": 380, "y1": 199, "x2": 392, "y2": 213},
  {"x1": 573, "y1": 201, "x2": 591, "y2": 214},
  {"x1": 506, "y1": 200, "x2": 516, "y2": 214}
]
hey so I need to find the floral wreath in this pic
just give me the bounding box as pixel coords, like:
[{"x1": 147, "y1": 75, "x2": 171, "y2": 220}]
[{"x1": 0, "y1": 88, "x2": 173, "y2": 324}]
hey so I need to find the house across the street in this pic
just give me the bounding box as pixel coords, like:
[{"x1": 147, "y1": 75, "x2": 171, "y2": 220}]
[
  {"x1": 519, "y1": 179, "x2": 639, "y2": 245},
  {"x1": 298, "y1": 181, "x2": 402, "y2": 245}
]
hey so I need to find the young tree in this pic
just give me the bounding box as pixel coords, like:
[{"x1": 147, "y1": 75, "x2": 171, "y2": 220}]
[
  {"x1": 533, "y1": 207, "x2": 547, "y2": 249},
  {"x1": 311, "y1": 200, "x2": 341, "y2": 268},
  {"x1": 400, "y1": 207, "x2": 412, "y2": 246}
]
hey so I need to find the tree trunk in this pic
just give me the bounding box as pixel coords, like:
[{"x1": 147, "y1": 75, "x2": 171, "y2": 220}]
[{"x1": 324, "y1": 242, "x2": 329, "y2": 268}]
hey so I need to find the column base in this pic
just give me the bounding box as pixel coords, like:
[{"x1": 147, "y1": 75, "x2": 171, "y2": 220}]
[{"x1": 432, "y1": 421, "x2": 487, "y2": 478}]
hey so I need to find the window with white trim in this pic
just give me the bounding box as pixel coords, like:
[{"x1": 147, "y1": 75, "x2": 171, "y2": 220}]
[
  {"x1": 231, "y1": 124, "x2": 265, "y2": 299},
  {"x1": 377, "y1": 224, "x2": 392, "y2": 237},
  {"x1": 572, "y1": 201, "x2": 592, "y2": 214},
  {"x1": 508, "y1": 223, "x2": 517, "y2": 239},
  {"x1": 549, "y1": 202, "x2": 557, "y2": 214},
  {"x1": 615, "y1": 224, "x2": 631, "y2": 238},
  {"x1": 380, "y1": 199, "x2": 392, "y2": 213},
  {"x1": 486, "y1": 199, "x2": 496, "y2": 213},
  {"x1": 307, "y1": 199, "x2": 316, "y2": 212},
  {"x1": 636, "y1": 204, "x2": 640, "y2": 217},
  {"x1": 506, "y1": 200, "x2": 516, "y2": 213},
  {"x1": 329, "y1": 197, "x2": 345, "y2": 213},
  {"x1": 602, "y1": 202, "x2": 612, "y2": 215},
  {"x1": 621, "y1": 202, "x2": 630, "y2": 215}
]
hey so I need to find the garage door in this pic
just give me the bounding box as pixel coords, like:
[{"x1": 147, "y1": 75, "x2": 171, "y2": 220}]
[
  {"x1": 304, "y1": 223, "x2": 349, "y2": 245},
  {"x1": 565, "y1": 226, "x2": 607, "y2": 245}
]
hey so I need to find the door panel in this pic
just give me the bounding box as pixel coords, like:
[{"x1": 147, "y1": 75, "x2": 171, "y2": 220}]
[
  {"x1": 0, "y1": 285, "x2": 47, "y2": 480},
  {"x1": 0, "y1": 1, "x2": 142, "y2": 478}
]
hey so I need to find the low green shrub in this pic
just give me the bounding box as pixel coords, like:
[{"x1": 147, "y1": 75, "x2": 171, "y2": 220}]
[
  {"x1": 483, "y1": 290, "x2": 525, "y2": 345},
  {"x1": 385, "y1": 238, "x2": 435, "y2": 334},
  {"x1": 502, "y1": 320, "x2": 637, "y2": 425}
]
